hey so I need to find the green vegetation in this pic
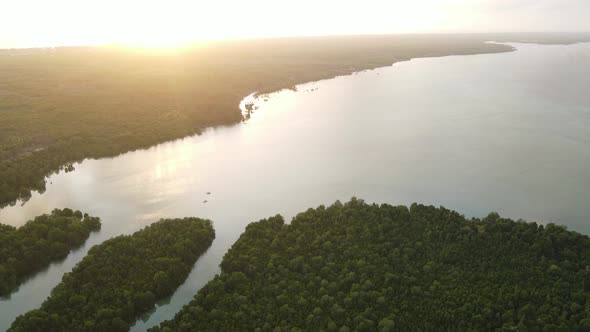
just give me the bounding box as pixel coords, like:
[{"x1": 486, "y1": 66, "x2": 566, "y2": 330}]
[
  {"x1": 9, "y1": 217, "x2": 215, "y2": 332},
  {"x1": 152, "y1": 199, "x2": 590, "y2": 331},
  {"x1": 0, "y1": 208, "x2": 100, "y2": 296},
  {"x1": 0, "y1": 34, "x2": 525, "y2": 205}
]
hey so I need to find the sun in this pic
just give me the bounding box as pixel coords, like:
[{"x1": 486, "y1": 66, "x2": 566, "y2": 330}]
[{"x1": 113, "y1": 33, "x2": 194, "y2": 51}]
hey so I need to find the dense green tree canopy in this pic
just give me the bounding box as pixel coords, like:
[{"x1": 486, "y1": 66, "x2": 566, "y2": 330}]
[
  {"x1": 0, "y1": 208, "x2": 101, "y2": 296},
  {"x1": 9, "y1": 217, "x2": 215, "y2": 332},
  {"x1": 152, "y1": 199, "x2": 590, "y2": 331}
]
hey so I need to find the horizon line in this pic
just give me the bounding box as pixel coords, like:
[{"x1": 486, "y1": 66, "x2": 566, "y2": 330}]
[{"x1": 2, "y1": 31, "x2": 590, "y2": 51}]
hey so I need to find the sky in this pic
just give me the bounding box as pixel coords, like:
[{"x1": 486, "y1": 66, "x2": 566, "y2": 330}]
[{"x1": 1, "y1": 0, "x2": 589, "y2": 49}]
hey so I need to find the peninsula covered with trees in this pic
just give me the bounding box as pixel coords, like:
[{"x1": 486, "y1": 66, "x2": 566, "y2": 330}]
[
  {"x1": 9, "y1": 217, "x2": 215, "y2": 332},
  {"x1": 0, "y1": 208, "x2": 101, "y2": 297},
  {"x1": 152, "y1": 199, "x2": 590, "y2": 331},
  {"x1": 3, "y1": 32, "x2": 589, "y2": 206}
]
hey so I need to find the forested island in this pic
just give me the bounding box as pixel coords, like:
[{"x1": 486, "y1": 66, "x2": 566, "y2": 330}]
[
  {"x1": 152, "y1": 199, "x2": 590, "y2": 331},
  {"x1": 2, "y1": 32, "x2": 589, "y2": 206},
  {"x1": 0, "y1": 208, "x2": 101, "y2": 297},
  {"x1": 9, "y1": 217, "x2": 215, "y2": 332}
]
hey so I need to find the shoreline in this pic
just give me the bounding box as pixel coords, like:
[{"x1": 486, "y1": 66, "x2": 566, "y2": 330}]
[{"x1": 1, "y1": 34, "x2": 589, "y2": 206}]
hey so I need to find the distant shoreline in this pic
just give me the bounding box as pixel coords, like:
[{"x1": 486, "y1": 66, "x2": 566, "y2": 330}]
[{"x1": 2, "y1": 31, "x2": 590, "y2": 50}]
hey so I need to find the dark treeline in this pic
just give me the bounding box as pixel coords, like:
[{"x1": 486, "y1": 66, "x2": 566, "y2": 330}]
[
  {"x1": 9, "y1": 217, "x2": 215, "y2": 332},
  {"x1": 152, "y1": 199, "x2": 590, "y2": 331},
  {"x1": 0, "y1": 208, "x2": 101, "y2": 296}
]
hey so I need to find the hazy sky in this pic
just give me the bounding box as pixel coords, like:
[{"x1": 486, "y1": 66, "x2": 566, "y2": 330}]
[{"x1": 1, "y1": 0, "x2": 589, "y2": 48}]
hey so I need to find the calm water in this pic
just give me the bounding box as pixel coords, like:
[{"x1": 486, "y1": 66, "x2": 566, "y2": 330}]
[{"x1": 1, "y1": 42, "x2": 589, "y2": 331}]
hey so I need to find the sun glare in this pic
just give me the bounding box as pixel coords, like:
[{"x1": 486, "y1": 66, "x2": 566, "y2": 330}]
[
  {"x1": 7, "y1": 0, "x2": 586, "y2": 50},
  {"x1": 1, "y1": 0, "x2": 479, "y2": 49}
]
